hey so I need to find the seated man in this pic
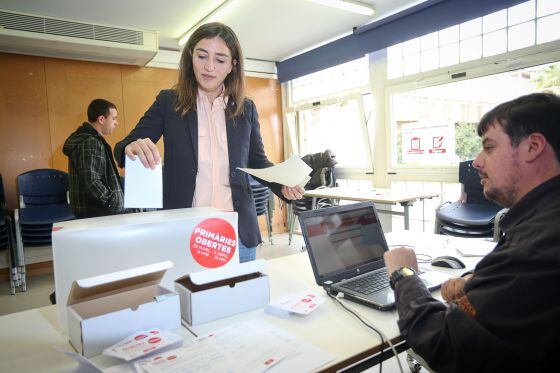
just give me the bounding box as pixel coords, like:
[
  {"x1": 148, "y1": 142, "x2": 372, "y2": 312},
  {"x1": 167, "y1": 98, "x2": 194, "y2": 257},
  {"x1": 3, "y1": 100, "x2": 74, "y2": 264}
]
[{"x1": 384, "y1": 93, "x2": 560, "y2": 372}]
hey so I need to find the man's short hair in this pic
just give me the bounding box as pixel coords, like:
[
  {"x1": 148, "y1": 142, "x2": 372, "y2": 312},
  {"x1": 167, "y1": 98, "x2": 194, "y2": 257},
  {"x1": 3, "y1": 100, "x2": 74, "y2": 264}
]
[
  {"x1": 87, "y1": 99, "x2": 116, "y2": 122},
  {"x1": 477, "y1": 92, "x2": 560, "y2": 161}
]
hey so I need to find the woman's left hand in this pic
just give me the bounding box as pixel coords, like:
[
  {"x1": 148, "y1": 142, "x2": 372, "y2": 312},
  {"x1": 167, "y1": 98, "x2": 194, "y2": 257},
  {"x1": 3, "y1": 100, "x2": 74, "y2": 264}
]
[{"x1": 281, "y1": 185, "x2": 305, "y2": 200}]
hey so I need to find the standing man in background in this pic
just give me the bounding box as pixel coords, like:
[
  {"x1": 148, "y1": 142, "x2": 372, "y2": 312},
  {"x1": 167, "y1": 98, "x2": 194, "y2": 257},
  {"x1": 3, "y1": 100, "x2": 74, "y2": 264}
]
[{"x1": 63, "y1": 98, "x2": 124, "y2": 219}]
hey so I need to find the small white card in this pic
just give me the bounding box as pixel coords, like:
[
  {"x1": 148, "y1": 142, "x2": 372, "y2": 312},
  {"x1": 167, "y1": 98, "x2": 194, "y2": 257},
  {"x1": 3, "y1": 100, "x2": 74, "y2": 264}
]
[
  {"x1": 103, "y1": 329, "x2": 182, "y2": 362},
  {"x1": 124, "y1": 157, "x2": 162, "y2": 208},
  {"x1": 266, "y1": 292, "x2": 325, "y2": 317}
]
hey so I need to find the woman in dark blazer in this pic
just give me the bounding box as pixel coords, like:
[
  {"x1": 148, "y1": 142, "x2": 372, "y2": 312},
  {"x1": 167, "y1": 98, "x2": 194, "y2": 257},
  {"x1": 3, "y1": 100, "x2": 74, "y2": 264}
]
[{"x1": 114, "y1": 22, "x2": 303, "y2": 262}]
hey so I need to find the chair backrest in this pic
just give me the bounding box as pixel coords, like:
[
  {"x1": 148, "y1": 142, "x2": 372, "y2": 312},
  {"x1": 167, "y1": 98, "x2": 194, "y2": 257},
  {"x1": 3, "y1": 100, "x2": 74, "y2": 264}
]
[
  {"x1": 17, "y1": 169, "x2": 69, "y2": 207},
  {"x1": 250, "y1": 181, "x2": 270, "y2": 216},
  {"x1": 458, "y1": 160, "x2": 498, "y2": 206}
]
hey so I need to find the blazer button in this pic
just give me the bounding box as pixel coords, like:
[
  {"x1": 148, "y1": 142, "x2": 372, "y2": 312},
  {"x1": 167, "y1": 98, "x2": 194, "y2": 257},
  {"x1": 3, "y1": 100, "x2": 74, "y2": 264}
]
[
  {"x1": 230, "y1": 171, "x2": 236, "y2": 178},
  {"x1": 192, "y1": 169, "x2": 197, "y2": 174},
  {"x1": 233, "y1": 200, "x2": 240, "y2": 207}
]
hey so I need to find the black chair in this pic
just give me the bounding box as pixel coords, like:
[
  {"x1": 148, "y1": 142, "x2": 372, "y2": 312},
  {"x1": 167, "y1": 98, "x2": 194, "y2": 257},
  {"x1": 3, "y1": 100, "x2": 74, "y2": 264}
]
[
  {"x1": 14, "y1": 169, "x2": 75, "y2": 291},
  {"x1": 435, "y1": 160, "x2": 507, "y2": 241},
  {"x1": 250, "y1": 179, "x2": 273, "y2": 245},
  {"x1": 288, "y1": 166, "x2": 337, "y2": 245},
  {"x1": 0, "y1": 174, "x2": 18, "y2": 294}
]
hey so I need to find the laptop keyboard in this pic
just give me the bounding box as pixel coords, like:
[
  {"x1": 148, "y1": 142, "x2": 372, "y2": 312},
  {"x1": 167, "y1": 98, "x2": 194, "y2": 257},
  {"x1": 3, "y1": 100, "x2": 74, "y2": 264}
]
[
  {"x1": 341, "y1": 271, "x2": 390, "y2": 295},
  {"x1": 341, "y1": 269, "x2": 425, "y2": 295}
]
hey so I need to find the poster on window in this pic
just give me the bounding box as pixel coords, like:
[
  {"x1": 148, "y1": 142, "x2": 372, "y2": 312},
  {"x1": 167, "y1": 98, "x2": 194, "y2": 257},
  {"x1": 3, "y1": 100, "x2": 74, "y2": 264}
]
[{"x1": 401, "y1": 122, "x2": 455, "y2": 164}]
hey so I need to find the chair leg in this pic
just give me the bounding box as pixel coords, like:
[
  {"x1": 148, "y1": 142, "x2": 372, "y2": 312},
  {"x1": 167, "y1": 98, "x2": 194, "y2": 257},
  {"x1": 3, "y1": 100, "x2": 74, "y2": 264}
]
[
  {"x1": 265, "y1": 209, "x2": 273, "y2": 245},
  {"x1": 288, "y1": 204, "x2": 293, "y2": 245},
  {"x1": 13, "y1": 209, "x2": 26, "y2": 291}
]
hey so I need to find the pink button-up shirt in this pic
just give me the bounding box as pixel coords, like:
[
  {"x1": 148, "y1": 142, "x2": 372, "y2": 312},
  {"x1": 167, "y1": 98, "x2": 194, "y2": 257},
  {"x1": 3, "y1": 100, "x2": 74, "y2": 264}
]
[{"x1": 192, "y1": 88, "x2": 233, "y2": 211}]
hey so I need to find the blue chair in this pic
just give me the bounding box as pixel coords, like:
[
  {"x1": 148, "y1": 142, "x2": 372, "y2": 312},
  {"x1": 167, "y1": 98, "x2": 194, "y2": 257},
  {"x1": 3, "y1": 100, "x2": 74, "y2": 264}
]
[
  {"x1": 435, "y1": 160, "x2": 507, "y2": 241},
  {"x1": 14, "y1": 169, "x2": 75, "y2": 291},
  {"x1": 250, "y1": 180, "x2": 273, "y2": 245}
]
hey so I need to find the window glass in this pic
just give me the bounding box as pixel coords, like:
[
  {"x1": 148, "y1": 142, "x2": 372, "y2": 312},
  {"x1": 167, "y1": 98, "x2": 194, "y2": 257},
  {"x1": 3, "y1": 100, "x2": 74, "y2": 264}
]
[
  {"x1": 297, "y1": 99, "x2": 369, "y2": 168},
  {"x1": 439, "y1": 43, "x2": 459, "y2": 67},
  {"x1": 421, "y1": 49, "x2": 439, "y2": 72},
  {"x1": 537, "y1": 13, "x2": 560, "y2": 44},
  {"x1": 439, "y1": 25, "x2": 459, "y2": 45},
  {"x1": 460, "y1": 36, "x2": 482, "y2": 62},
  {"x1": 460, "y1": 18, "x2": 482, "y2": 40},
  {"x1": 483, "y1": 9, "x2": 507, "y2": 33},
  {"x1": 290, "y1": 57, "x2": 369, "y2": 103},
  {"x1": 403, "y1": 53, "x2": 421, "y2": 75},
  {"x1": 421, "y1": 32, "x2": 439, "y2": 50},
  {"x1": 389, "y1": 61, "x2": 560, "y2": 168},
  {"x1": 508, "y1": 21, "x2": 536, "y2": 51},
  {"x1": 508, "y1": 0, "x2": 535, "y2": 26},
  {"x1": 538, "y1": 0, "x2": 560, "y2": 17},
  {"x1": 483, "y1": 29, "x2": 507, "y2": 57}
]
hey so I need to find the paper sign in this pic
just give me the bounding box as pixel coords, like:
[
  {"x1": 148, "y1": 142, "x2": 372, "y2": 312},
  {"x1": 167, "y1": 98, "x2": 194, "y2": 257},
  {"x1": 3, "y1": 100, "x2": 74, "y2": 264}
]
[
  {"x1": 266, "y1": 292, "x2": 325, "y2": 317},
  {"x1": 237, "y1": 154, "x2": 312, "y2": 188},
  {"x1": 103, "y1": 328, "x2": 182, "y2": 361},
  {"x1": 124, "y1": 157, "x2": 162, "y2": 208}
]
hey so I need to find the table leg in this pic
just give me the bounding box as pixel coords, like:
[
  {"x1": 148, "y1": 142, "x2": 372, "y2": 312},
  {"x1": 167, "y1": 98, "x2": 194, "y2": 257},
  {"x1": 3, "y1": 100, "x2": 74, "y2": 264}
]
[{"x1": 403, "y1": 203, "x2": 410, "y2": 230}]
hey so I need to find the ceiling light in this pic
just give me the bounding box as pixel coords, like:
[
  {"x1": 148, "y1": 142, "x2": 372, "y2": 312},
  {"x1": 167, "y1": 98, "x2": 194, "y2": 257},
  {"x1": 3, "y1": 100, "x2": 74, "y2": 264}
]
[
  {"x1": 177, "y1": 0, "x2": 237, "y2": 46},
  {"x1": 306, "y1": 0, "x2": 375, "y2": 16}
]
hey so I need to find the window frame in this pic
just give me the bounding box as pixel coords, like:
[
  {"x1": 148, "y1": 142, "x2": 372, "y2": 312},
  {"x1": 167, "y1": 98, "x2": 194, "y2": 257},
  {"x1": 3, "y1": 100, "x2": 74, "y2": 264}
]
[
  {"x1": 286, "y1": 92, "x2": 375, "y2": 178},
  {"x1": 380, "y1": 40, "x2": 560, "y2": 182}
]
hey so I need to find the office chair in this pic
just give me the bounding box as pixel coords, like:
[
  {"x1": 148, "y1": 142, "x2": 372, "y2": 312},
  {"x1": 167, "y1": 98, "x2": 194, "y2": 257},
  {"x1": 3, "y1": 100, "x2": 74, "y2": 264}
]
[
  {"x1": 250, "y1": 179, "x2": 273, "y2": 245},
  {"x1": 435, "y1": 160, "x2": 507, "y2": 241},
  {"x1": 13, "y1": 169, "x2": 75, "y2": 291}
]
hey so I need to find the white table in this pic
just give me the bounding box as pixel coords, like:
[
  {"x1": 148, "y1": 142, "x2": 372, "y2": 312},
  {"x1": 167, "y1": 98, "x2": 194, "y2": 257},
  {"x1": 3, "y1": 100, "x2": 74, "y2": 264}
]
[
  {"x1": 304, "y1": 187, "x2": 440, "y2": 230},
  {"x1": 185, "y1": 231, "x2": 486, "y2": 371},
  {"x1": 0, "y1": 231, "x2": 489, "y2": 372}
]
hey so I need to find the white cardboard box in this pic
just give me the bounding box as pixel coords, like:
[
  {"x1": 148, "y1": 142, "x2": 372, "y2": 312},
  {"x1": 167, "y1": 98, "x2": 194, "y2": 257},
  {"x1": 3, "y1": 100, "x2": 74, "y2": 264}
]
[
  {"x1": 175, "y1": 259, "x2": 270, "y2": 326},
  {"x1": 67, "y1": 261, "x2": 181, "y2": 358},
  {"x1": 53, "y1": 207, "x2": 239, "y2": 328}
]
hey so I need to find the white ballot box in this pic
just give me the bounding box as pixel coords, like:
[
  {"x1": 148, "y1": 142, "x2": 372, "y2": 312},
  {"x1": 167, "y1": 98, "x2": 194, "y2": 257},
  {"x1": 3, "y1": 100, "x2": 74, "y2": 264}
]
[
  {"x1": 53, "y1": 207, "x2": 239, "y2": 329},
  {"x1": 67, "y1": 261, "x2": 180, "y2": 358},
  {"x1": 175, "y1": 259, "x2": 269, "y2": 326}
]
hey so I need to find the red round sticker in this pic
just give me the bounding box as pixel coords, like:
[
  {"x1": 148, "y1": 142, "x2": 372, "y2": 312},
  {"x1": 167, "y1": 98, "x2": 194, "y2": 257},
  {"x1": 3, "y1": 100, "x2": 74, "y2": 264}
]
[
  {"x1": 190, "y1": 218, "x2": 237, "y2": 268},
  {"x1": 135, "y1": 334, "x2": 147, "y2": 340},
  {"x1": 148, "y1": 337, "x2": 161, "y2": 344}
]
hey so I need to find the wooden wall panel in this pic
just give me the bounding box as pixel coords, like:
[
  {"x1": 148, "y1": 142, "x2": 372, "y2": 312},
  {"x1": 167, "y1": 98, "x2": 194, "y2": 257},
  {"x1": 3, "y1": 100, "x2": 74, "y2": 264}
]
[
  {"x1": 246, "y1": 77, "x2": 286, "y2": 233},
  {"x1": 0, "y1": 52, "x2": 286, "y2": 233},
  {"x1": 0, "y1": 53, "x2": 51, "y2": 210},
  {"x1": 45, "y1": 59, "x2": 125, "y2": 172},
  {"x1": 121, "y1": 65, "x2": 177, "y2": 157}
]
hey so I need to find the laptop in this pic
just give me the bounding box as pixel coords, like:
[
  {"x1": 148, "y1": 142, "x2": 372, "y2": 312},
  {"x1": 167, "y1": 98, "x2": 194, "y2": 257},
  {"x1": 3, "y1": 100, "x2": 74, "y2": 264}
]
[{"x1": 298, "y1": 201, "x2": 452, "y2": 310}]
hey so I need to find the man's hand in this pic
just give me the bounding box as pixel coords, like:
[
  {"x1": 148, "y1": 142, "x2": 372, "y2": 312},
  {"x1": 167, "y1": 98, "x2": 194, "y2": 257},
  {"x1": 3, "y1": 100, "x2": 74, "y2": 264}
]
[
  {"x1": 441, "y1": 274, "x2": 472, "y2": 302},
  {"x1": 124, "y1": 138, "x2": 161, "y2": 169},
  {"x1": 281, "y1": 185, "x2": 305, "y2": 200},
  {"x1": 384, "y1": 246, "x2": 419, "y2": 276}
]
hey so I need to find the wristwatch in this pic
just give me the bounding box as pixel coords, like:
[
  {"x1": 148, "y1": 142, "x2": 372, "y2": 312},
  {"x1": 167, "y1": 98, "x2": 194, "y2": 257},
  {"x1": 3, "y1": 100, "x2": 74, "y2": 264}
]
[{"x1": 390, "y1": 267, "x2": 416, "y2": 290}]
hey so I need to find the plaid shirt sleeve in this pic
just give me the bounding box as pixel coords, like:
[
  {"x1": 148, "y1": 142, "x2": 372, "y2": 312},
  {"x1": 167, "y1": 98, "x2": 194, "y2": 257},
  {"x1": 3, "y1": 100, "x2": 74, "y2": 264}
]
[{"x1": 74, "y1": 137, "x2": 122, "y2": 208}]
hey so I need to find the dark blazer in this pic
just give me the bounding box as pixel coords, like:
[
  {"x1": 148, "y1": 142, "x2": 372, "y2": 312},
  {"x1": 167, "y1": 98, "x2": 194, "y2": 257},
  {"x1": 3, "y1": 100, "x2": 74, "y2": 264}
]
[{"x1": 114, "y1": 89, "x2": 284, "y2": 247}]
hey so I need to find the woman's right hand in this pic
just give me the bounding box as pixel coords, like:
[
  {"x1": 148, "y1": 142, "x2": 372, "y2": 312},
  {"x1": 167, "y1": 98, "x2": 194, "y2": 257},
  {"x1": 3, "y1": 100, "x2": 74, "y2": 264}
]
[{"x1": 124, "y1": 138, "x2": 161, "y2": 169}]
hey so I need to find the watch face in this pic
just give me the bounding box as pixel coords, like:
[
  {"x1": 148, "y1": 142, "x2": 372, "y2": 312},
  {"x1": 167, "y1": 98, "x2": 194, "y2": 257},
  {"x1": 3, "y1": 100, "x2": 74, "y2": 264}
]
[{"x1": 401, "y1": 267, "x2": 415, "y2": 276}]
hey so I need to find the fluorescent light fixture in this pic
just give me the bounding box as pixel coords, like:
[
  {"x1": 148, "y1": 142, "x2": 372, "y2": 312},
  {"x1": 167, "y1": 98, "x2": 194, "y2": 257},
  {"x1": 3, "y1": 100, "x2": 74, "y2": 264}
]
[
  {"x1": 177, "y1": 0, "x2": 236, "y2": 46},
  {"x1": 306, "y1": 0, "x2": 375, "y2": 16}
]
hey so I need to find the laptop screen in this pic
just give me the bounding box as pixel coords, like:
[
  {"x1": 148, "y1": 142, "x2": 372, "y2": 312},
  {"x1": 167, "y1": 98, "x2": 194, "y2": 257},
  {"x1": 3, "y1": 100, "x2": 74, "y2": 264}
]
[{"x1": 299, "y1": 202, "x2": 388, "y2": 282}]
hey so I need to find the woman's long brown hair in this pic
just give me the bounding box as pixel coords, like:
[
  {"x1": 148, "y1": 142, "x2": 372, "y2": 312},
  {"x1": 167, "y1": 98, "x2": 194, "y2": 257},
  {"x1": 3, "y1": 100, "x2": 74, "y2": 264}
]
[{"x1": 174, "y1": 22, "x2": 245, "y2": 118}]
